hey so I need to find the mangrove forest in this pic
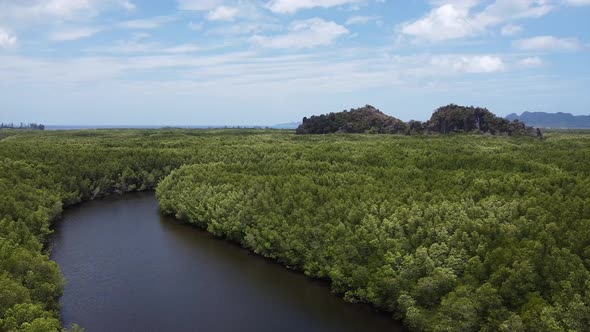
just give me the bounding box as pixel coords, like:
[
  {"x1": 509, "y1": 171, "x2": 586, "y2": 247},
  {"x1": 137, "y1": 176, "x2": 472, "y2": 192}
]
[{"x1": 0, "y1": 115, "x2": 589, "y2": 331}]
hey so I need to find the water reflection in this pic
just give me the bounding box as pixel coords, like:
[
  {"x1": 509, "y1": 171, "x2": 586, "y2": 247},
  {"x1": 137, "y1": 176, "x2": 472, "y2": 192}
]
[{"x1": 51, "y1": 192, "x2": 404, "y2": 332}]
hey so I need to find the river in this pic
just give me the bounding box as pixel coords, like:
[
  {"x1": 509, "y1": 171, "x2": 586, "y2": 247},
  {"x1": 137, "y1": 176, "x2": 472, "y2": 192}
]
[{"x1": 50, "y1": 192, "x2": 404, "y2": 332}]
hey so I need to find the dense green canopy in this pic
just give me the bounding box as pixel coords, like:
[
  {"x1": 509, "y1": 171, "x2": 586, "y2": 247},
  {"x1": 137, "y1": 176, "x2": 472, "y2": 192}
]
[
  {"x1": 296, "y1": 105, "x2": 407, "y2": 134},
  {"x1": 157, "y1": 131, "x2": 589, "y2": 331},
  {"x1": 0, "y1": 128, "x2": 588, "y2": 331}
]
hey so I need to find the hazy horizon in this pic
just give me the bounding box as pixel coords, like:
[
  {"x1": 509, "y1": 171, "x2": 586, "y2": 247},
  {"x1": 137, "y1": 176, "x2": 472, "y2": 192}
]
[{"x1": 8, "y1": 109, "x2": 588, "y2": 128}]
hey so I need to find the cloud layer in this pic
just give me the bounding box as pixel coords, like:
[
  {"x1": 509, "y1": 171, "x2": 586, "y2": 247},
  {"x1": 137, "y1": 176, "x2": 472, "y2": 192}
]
[
  {"x1": 0, "y1": 28, "x2": 17, "y2": 48},
  {"x1": 250, "y1": 18, "x2": 348, "y2": 49},
  {"x1": 513, "y1": 36, "x2": 582, "y2": 50},
  {"x1": 266, "y1": 0, "x2": 362, "y2": 14},
  {"x1": 0, "y1": 0, "x2": 588, "y2": 123},
  {"x1": 400, "y1": 0, "x2": 559, "y2": 42}
]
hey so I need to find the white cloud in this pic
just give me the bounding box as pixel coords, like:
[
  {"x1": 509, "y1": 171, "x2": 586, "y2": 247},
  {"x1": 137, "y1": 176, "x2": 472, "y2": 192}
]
[
  {"x1": 177, "y1": 0, "x2": 224, "y2": 11},
  {"x1": 346, "y1": 15, "x2": 381, "y2": 25},
  {"x1": 84, "y1": 38, "x2": 227, "y2": 55},
  {"x1": 401, "y1": 4, "x2": 482, "y2": 41},
  {"x1": 565, "y1": 0, "x2": 590, "y2": 5},
  {"x1": 207, "y1": 6, "x2": 239, "y2": 21},
  {"x1": 37, "y1": 0, "x2": 93, "y2": 17},
  {"x1": 426, "y1": 0, "x2": 481, "y2": 10},
  {"x1": 513, "y1": 36, "x2": 582, "y2": 50},
  {"x1": 477, "y1": 0, "x2": 554, "y2": 24},
  {"x1": 401, "y1": 0, "x2": 555, "y2": 42},
  {"x1": 85, "y1": 40, "x2": 161, "y2": 54},
  {"x1": 121, "y1": 0, "x2": 136, "y2": 10},
  {"x1": 266, "y1": 0, "x2": 362, "y2": 14},
  {"x1": 250, "y1": 18, "x2": 348, "y2": 49},
  {"x1": 0, "y1": 51, "x2": 517, "y2": 105},
  {"x1": 207, "y1": 22, "x2": 281, "y2": 36},
  {"x1": 0, "y1": 0, "x2": 135, "y2": 22},
  {"x1": 119, "y1": 16, "x2": 176, "y2": 29},
  {"x1": 431, "y1": 55, "x2": 505, "y2": 73},
  {"x1": 49, "y1": 27, "x2": 101, "y2": 41},
  {"x1": 500, "y1": 24, "x2": 522, "y2": 36},
  {"x1": 519, "y1": 56, "x2": 543, "y2": 67},
  {"x1": 161, "y1": 44, "x2": 202, "y2": 53},
  {"x1": 0, "y1": 28, "x2": 17, "y2": 49}
]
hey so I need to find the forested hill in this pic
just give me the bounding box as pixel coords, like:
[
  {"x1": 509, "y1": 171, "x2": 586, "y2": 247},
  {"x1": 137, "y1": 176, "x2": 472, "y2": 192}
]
[
  {"x1": 297, "y1": 104, "x2": 539, "y2": 137},
  {"x1": 427, "y1": 104, "x2": 537, "y2": 136},
  {"x1": 506, "y1": 111, "x2": 590, "y2": 129},
  {"x1": 296, "y1": 105, "x2": 407, "y2": 134}
]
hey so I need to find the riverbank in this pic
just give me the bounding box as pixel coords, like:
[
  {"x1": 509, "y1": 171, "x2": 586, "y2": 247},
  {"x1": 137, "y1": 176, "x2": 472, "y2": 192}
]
[{"x1": 51, "y1": 192, "x2": 402, "y2": 331}]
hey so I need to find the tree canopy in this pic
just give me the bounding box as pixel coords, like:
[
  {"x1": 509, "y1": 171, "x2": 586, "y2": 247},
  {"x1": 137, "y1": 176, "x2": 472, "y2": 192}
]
[
  {"x1": 296, "y1": 104, "x2": 538, "y2": 137},
  {"x1": 1, "y1": 128, "x2": 588, "y2": 331},
  {"x1": 296, "y1": 105, "x2": 407, "y2": 134}
]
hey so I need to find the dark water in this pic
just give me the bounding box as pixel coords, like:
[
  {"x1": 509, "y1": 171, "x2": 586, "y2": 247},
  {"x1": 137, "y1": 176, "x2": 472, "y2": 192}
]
[{"x1": 50, "y1": 192, "x2": 404, "y2": 332}]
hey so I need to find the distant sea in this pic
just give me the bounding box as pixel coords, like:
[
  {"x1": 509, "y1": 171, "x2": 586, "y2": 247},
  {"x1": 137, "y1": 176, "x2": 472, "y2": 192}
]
[{"x1": 45, "y1": 124, "x2": 299, "y2": 130}]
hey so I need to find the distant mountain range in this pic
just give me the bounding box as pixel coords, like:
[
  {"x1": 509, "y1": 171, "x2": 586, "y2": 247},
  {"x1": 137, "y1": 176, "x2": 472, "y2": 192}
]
[
  {"x1": 273, "y1": 122, "x2": 301, "y2": 129},
  {"x1": 506, "y1": 112, "x2": 590, "y2": 129}
]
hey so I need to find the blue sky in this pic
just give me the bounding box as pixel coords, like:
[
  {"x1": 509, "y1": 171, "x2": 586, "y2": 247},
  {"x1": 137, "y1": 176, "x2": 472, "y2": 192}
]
[{"x1": 0, "y1": 0, "x2": 589, "y2": 125}]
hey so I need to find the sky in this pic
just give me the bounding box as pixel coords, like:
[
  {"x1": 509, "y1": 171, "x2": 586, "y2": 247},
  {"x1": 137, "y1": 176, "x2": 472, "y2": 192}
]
[{"x1": 0, "y1": 0, "x2": 589, "y2": 125}]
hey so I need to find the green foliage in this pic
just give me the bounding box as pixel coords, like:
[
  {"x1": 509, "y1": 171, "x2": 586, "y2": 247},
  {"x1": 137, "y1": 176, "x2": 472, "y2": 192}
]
[
  {"x1": 296, "y1": 104, "x2": 538, "y2": 137},
  {"x1": 62, "y1": 323, "x2": 85, "y2": 332},
  {"x1": 0, "y1": 129, "x2": 192, "y2": 330},
  {"x1": 427, "y1": 104, "x2": 535, "y2": 136},
  {"x1": 1, "y1": 128, "x2": 589, "y2": 331},
  {"x1": 156, "y1": 131, "x2": 590, "y2": 331},
  {"x1": 296, "y1": 105, "x2": 407, "y2": 134},
  {"x1": 0, "y1": 303, "x2": 60, "y2": 332}
]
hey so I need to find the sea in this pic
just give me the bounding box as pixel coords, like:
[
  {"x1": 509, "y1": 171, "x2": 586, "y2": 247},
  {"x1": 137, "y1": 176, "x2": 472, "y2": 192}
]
[{"x1": 45, "y1": 124, "x2": 299, "y2": 131}]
